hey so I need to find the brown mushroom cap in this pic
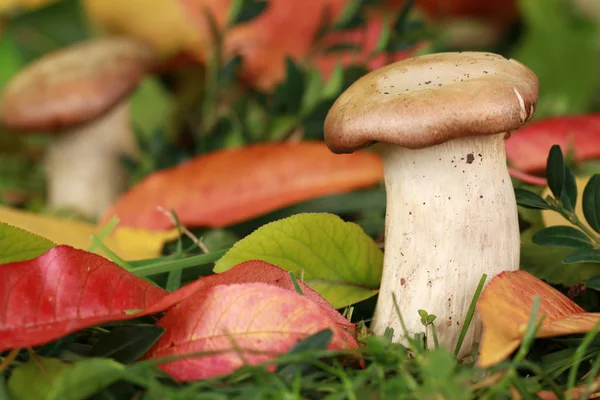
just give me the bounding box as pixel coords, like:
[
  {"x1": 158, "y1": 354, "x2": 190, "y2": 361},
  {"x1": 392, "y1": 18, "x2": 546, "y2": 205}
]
[
  {"x1": 0, "y1": 37, "x2": 157, "y2": 132},
  {"x1": 324, "y1": 52, "x2": 539, "y2": 153}
]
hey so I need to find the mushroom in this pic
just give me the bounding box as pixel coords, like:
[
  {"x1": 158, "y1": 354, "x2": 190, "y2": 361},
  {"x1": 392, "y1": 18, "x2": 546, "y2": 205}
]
[
  {"x1": 324, "y1": 52, "x2": 539, "y2": 355},
  {"x1": 0, "y1": 37, "x2": 157, "y2": 218}
]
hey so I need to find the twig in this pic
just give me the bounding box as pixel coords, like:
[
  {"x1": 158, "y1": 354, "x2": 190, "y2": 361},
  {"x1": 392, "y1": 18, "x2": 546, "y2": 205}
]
[{"x1": 156, "y1": 206, "x2": 210, "y2": 253}]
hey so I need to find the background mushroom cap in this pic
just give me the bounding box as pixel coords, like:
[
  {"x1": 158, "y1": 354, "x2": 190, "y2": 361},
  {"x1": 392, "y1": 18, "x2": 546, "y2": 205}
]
[
  {"x1": 324, "y1": 52, "x2": 539, "y2": 153},
  {"x1": 0, "y1": 37, "x2": 157, "y2": 132}
]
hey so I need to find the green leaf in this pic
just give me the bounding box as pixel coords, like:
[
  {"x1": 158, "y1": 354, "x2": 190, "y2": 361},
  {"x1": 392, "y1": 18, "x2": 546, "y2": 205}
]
[
  {"x1": 276, "y1": 329, "x2": 333, "y2": 379},
  {"x1": 0, "y1": 30, "x2": 26, "y2": 90},
  {"x1": 583, "y1": 174, "x2": 600, "y2": 234},
  {"x1": 532, "y1": 225, "x2": 593, "y2": 249},
  {"x1": 546, "y1": 145, "x2": 566, "y2": 198},
  {"x1": 563, "y1": 249, "x2": 600, "y2": 264},
  {"x1": 511, "y1": 0, "x2": 600, "y2": 118},
  {"x1": 214, "y1": 213, "x2": 383, "y2": 308},
  {"x1": 322, "y1": 63, "x2": 345, "y2": 101},
  {"x1": 560, "y1": 166, "x2": 578, "y2": 211},
  {"x1": 7, "y1": 357, "x2": 124, "y2": 400},
  {"x1": 515, "y1": 188, "x2": 551, "y2": 209},
  {"x1": 521, "y1": 226, "x2": 600, "y2": 285},
  {"x1": 0, "y1": 222, "x2": 55, "y2": 263},
  {"x1": 271, "y1": 58, "x2": 305, "y2": 114},
  {"x1": 228, "y1": 0, "x2": 268, "y2": 26},
  {"x1": 301, "y1": 69, "x2": 324, "y2": 112},
  {"x1": 585, "y1": 275, "x2": 600, "y2": 291},
  {"x1": 131, "y1": 78, "x2": 172, "y2": 139},
  {"x1": 88, "y1": 326, "x2": 165, "y2": 364},
  {"x1": 333, "y1": 0, "x2": 364, "y2": 29}
]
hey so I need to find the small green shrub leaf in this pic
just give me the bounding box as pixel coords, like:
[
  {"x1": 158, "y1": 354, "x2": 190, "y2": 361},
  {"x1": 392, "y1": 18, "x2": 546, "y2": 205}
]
[
  {"x1": 546, "y1": 145, "x2": 566, "y2": 198},
  {"x1": 563, "y1": 249, "x2": 600, "y2": 264},
  {"x1": 560, "y1": 166, "x2": 577, "y2": 211},
  {"x1": 7, "y1": 357, "x2": 124, "y2": 400},
  {"x1": 228, "y1": 0, "x2": 268, "y2": 26},
  {"x1": 0, "y1": 222, "x2": 55, "y2": 263},
  {"x1": 583, "y1": 174, "x2": 600, "y2": 234},
  {"x1": 532, "y1": 226, "x2": 594, "y2": 249},
  {"x1": 515, "y1": 188, "x2": 551, "y2": 209},
  {"x1": 214, "y1": 213, "x2": 383, "y2": 308},
  {"x1": 585, "y1": 275, "x2": 600, "y2": 291}
]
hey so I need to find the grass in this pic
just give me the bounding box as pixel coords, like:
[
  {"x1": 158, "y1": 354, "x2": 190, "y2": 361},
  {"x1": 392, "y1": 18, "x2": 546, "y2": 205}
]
[{"x1": 3, "y1": 264, "x2": 599, "y2": 399}]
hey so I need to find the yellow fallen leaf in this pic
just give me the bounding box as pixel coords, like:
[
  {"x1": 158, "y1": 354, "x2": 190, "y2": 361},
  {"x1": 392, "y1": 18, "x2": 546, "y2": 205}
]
[
  {"x1": 541, "y1": 176, "x2": 592, "y2": 230},
  {"x1": 0, "y1": 205, "x2": 179, "y2": 260},
  {"x1": 82, "y1": 0, "x2": 204, "y2": 59},
  {"x1": 477, "y1": 270, "x2": 600, "y2": 368}
]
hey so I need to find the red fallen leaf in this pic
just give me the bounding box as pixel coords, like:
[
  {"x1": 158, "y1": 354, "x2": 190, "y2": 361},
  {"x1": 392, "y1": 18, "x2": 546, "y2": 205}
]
[
  {"x1": 163, "y1": 260, "x2": 355, "y2": 332},
  {"x1": 477, "y1": 270, "x2": 600, "y2": 368},
  {"x1": 101, "y1": 141, "x2": 383, "y2": 230},
  {"x1": 144, "y1": 282, "x2": 359, "y2": 381},
  {"x1": 0, "y1": 245, "x2": 168, "y2": 351},
  {"x1": 505, "y1": 114, "x2": 600, "y2": 174}
]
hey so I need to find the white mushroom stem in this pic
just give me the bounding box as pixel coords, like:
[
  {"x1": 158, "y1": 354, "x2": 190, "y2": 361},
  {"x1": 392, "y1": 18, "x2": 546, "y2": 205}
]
[
  {"x1": 370, "y1": 132, "x2": 520, "y2": 356},
  {"x1": 44, "y1": 100, "x2": 138, "y2": 218}
]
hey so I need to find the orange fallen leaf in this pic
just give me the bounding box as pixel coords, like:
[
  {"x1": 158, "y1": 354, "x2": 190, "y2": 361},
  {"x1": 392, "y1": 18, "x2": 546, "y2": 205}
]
[
  {"x1": 144, "y1": 282, "x2": 359, "y2": 381},
  {"x1": 102, "y1": 141, "x2": 383, "y2": 230},
  {"x1": 477, "y1": 270, "x2": 600, "y2": 368},
  {"x1": 0, "y1": 205, "x2": 178, "y2": 260}
]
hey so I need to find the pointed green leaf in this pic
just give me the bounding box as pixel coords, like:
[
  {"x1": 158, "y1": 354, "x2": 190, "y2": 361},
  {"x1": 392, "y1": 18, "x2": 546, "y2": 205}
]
[
  {"x1": 322, "y1": 63, "x2": 345, "y2": 100},
  {"x1": 546, "y1": 145, "x2": 566, "y2": 199},
  {"x1": 0, "y1": 222, "x2": 55, "y2": 263},
  {"x1": 214, "y1": 213, "x2": 383, "y2": 308},
  {"x1": 583, "y1": 174, "x2": 600, "y2": 234},
  {"x1": 560, "y1": 166, "x2": 578, "y2": 211},
  {"x1": 88, "y1": 326, "x2": 165, "y2": 364},
  {"x1": 228, "y1": 0, "x2": 268, "y2": 26},
  {"x1": 563, "y1": 249, "x2": 600, "y2": 264},
  {"x1": 532, "y1": 226, "x2": 593, "y2": 249},
  {"x1": 7, "y1": 357, "x2": 124, "y2": 400},
  {"x1": 585, "y1": 275, "x2": 600, "y2": 291},
  {"x1": 515, "y1": 188, "x2": 551, "y2": 209}
]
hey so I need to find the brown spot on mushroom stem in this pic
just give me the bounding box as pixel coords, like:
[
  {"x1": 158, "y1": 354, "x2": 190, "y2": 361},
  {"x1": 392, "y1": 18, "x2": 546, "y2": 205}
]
[
  {"x1": 401, "y1": 278, "x2": 406, "y2": 285},
  {"x1": 466, "y1": 153, "x2": 474, "y2": 164}
]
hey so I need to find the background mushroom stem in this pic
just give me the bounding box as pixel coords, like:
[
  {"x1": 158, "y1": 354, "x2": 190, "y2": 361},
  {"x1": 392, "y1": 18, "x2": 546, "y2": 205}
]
[
  {"x1": 44, "y1": 100, "x2": 138, "y2": 218},
  {"x1": 370, "y1": 133, "x2": 520, "y2": 355}
]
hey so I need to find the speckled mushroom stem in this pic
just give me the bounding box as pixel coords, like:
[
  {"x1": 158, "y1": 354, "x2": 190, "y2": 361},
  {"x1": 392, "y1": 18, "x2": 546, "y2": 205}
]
[
  {"x1": 370, "y1": 132, "x2": 520, "y2": 356},
  {"x1": 44, "y1": 100, "x2": 138, "y2": 218}
]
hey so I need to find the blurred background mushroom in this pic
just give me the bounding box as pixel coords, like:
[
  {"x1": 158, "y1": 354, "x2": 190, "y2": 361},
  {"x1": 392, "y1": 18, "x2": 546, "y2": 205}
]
[{"x1": 0, "y1": 37, "x2": 156, "y2": 217}]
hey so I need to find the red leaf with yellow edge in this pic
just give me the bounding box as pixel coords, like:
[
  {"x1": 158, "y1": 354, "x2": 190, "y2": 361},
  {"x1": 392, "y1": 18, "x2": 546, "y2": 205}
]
[
  {"x1": 162, "y1": 260, "x2": 355, "y2": 332},
  {"x1": 477, "y1": 270, "x2": 600, "y2": 368},
  {"x1": 505, "y1": 114, "x2": 600, "y2": 174},
  {"x1": 144, "y1": 282, "x2": 359, "y2": 381},
  {"x1": 102, "y1": 141, "x2": 383, "y2": 230},
  {"x1": 0, "y1": 245, "x2": 168, "y2": 351}
]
